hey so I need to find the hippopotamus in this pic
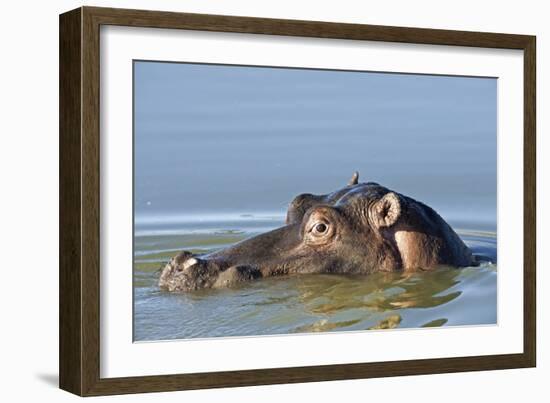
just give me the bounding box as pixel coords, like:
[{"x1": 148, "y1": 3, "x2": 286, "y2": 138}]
[{"x1": 159, "y1": 172, "x2": 475, "y2": 292}]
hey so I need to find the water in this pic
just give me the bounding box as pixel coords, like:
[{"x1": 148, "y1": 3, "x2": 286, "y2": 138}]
[
  {"x1": 133, "y1": 215, "x2": 496, "y2": 341},
  {"x1": 133, "y1": 61, "x2": 497, "y2": 341},
  {"x1": 134, "y1": 62, "x2": 496, "y2": 224}
]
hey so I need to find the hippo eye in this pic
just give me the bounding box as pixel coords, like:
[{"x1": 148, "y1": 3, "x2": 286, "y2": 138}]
[
  {"x1": 310, "y1": 221, "x2": 330, "y2": 237},
  {"x1": 304, "y1": 208, "x2": 338, "y2": 245},
  {"x1": 314, "y1": 223, "x2": 327, "y2": 233}
]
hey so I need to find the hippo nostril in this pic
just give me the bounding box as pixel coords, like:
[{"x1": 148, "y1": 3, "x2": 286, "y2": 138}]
[
  {"x1": 175, "y1": 250, "x2": 194, "y2": 264},
  {"x1": 183, "y1": 258, "x2": 198, "y2": 270}
]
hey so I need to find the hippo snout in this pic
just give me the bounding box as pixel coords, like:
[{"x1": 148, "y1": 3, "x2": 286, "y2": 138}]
[
  {"x1": 159, "y1": 251, "x2": 218, "y2": 292},
  {"x1": 159, "y1": 250, "x2": 264, "y2": 292}
]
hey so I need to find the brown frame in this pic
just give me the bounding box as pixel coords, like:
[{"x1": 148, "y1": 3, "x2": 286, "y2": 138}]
[{"x1": 59, "y1": 6, "x2": 536, "y2": 396}]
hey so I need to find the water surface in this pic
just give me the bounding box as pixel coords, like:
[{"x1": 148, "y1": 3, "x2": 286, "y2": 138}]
[{"x1": 133, "y1": 215, "x2": 496, "y2": 341}]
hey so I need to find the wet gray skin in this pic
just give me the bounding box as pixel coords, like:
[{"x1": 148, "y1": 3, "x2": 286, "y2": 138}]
[{"x1": 159, "y1": 172, "x2": 475, "y2": 292}]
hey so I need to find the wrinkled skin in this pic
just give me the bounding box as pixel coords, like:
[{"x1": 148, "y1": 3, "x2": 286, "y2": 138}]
[{"x1": 159, "y1": 172, "x2": 475, "y2": 292}]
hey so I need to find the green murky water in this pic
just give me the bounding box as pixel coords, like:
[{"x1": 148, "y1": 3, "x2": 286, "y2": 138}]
[{"x1": 133, "y1": 216, "x2": 496, "y2": 341}]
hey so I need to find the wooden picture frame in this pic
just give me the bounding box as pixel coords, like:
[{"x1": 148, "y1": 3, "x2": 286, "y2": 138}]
[{"x1": 59, "y1": 6, "x2": 536, "y2": 396}]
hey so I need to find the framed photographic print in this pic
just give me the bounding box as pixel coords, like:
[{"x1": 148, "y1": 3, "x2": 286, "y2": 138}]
[{"x1": 59, "y1": 6, "x2": 536, "y2": 396}]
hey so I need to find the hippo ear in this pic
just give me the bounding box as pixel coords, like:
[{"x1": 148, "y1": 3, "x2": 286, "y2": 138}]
[{"x1": 373, "y1": 192, "x2": 401, "y2": 228}]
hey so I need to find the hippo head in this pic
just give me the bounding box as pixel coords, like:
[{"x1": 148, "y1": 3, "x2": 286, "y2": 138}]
[{"x1": 159, "y1": 172, "x2": 474, "y2": 292}]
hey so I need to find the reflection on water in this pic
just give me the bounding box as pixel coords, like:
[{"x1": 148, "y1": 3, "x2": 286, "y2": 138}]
[{"x1": 133, "y1": 215, "x2": 497, "y2": 341}]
